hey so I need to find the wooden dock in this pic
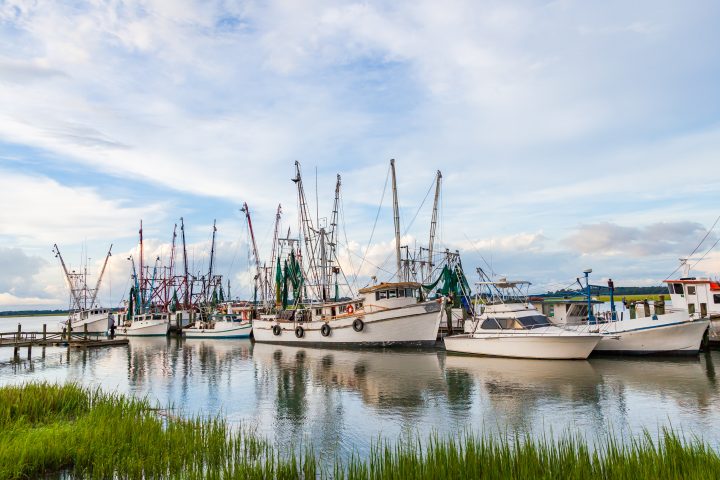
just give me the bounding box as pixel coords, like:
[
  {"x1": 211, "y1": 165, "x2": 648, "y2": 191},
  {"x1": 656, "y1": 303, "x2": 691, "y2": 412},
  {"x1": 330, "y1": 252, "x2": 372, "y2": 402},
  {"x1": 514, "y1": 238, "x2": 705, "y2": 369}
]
[{"x1": 0, "y1": 324, "x2": 128, "y2": 359}]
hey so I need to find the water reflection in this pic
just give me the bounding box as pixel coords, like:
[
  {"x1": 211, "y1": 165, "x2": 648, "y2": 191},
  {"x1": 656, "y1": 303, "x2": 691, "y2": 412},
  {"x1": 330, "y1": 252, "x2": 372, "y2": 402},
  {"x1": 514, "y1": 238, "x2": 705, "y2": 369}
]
[{"x1": 3, "y1": 318, "x2": 720, "y2": 458}]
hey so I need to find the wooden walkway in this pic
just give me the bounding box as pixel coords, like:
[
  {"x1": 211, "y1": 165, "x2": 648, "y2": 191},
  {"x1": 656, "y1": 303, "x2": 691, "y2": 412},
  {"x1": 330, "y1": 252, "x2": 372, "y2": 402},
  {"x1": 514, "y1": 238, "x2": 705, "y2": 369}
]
[{"x1": 0, "y1": 327, "x2": 128, "y2": 356}]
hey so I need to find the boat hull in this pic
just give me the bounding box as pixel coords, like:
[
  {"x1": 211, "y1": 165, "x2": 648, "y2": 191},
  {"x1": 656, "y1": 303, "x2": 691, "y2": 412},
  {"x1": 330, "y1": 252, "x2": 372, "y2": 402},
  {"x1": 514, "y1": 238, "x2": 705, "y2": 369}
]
[
  {"x1": 184, "y1": 322, "x2": 252, "y2": 339},
  {"x1": 116, "y1": 319, "x2": 169, "y2": 337},
  {"x1": 443, "y1": 334, "x2": 601, "y2": 360},
  {"x1": 593, "y1": 317, "x2": 709, "y2": 355},
  {"x1": 253, "y1": 302, "x2": 442, "y2": 346},
  {"x1": 63, "y1": 315, "x2": 109, "y2": 334}
]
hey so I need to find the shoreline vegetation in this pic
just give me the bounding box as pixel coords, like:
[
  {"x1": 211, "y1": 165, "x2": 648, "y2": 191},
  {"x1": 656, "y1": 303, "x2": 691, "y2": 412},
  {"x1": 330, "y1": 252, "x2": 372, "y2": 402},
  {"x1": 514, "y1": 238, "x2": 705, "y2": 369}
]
[{"x1": 2, "y1": 383, "x2": 720, "y2": 479}]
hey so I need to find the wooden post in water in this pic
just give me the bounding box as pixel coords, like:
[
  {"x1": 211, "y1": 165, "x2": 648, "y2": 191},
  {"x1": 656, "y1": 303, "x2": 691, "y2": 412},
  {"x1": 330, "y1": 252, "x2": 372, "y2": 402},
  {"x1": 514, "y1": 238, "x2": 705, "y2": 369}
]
[
  {"x1": 27, "y1": 344, "x2": 31, "y2": 359},
  {"x1": 43, "y1": 324, "x2": 47, "y2": 341},
  {"x1": 17, "y1": 323, "x2": 21, "y2": 341},
  {"x1": 84, "y1": 323, "x2": 88, "y2": 341}
]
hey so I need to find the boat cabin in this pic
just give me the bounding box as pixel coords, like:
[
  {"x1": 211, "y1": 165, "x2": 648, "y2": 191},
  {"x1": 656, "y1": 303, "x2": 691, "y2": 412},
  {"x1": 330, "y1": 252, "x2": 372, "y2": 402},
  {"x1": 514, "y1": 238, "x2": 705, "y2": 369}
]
[
  {"x1": 531, "y1": 298, "x2": 603, "y2": 325},
  {"x1": 467, "y1": 303, "x2": 552, "y2": 332},
  {"x1": 357, "y1": 282, "x2": 423, "y2": 314},
  {"x1": 664, "y1": 278, "x2": 720, "y2": 319}
]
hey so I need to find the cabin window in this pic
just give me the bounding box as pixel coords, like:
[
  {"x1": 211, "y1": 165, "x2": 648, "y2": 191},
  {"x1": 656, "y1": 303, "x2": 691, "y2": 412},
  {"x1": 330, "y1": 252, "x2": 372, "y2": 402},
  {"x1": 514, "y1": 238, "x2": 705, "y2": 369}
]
[
  {"x1": 376, "y1": 291, "x2": 388, "y2": 300},
  {"x1": 673, "y1": 283, "x2": 684, "y2": 294},
  {"x1": 405, "y1": 288, "x2": 415, "y2": 298},
  {"x1": 356, "y1": 302, "x2": 362, "y2": 310},
  {"x1": 398, "y1": 289, "x2": 405, "y2": 297},
  {"x1": 714, "y1": 294, "x2": 720, "y2": 304},
  {"x1": 388, "y1": 289, "x2": 398, "y2": 298},
  {"x1": 687, "y1": 286, "x2": 696, "y2": 295},
  {"x1": 689, "y1": 304, "x2": 696, "y2": 315},
  {"x1": 496, "y1": 318, "x2": 518, "y2": 329},
  {"x1": 316, "y1": 308, "x2": 322, "y2": 316},
  {"x1": 480, "y1": 318, "x2": 501, "y2": 329}
]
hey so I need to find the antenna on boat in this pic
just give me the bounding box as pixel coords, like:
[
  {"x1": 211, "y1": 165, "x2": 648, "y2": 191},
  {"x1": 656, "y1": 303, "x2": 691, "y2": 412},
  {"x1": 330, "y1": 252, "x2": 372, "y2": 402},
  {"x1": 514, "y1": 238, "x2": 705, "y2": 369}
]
[{"x1": 390, "y1": 159, "x2": 403, "y2": 281}]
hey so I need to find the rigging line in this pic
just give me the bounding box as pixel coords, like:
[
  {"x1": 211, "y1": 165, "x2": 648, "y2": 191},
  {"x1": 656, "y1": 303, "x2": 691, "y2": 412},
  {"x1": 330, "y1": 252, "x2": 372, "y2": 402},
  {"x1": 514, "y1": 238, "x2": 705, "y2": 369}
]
[
  {"x1": 691, "y1": 236, "x2": 720, "y2": 268},
  {"x1": 664, "y1": 213, "x2": 720, "y2": 280},
  {"x1": 336, "y1": 239, "x2": 395, "y2": 277},
  {"x1": 351, "y1": 163, "x2": 391, "y2": 288},
  {"x1": 462, "y1": 233, "x2": 496, "y2": 277},
  {"x1": 339, "y1": 191, "x2": 358, "y2": 294}
]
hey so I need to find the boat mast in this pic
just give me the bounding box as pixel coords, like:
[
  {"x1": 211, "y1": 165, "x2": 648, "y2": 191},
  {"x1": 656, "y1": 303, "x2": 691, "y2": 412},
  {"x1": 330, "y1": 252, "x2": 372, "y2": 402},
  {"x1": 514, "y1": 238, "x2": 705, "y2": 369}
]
[
  {"x1": 292, "y1": 161, "x2": 321, "y2": 301},
  {"x1": 180, "y1": 217, "x2": 190, "y2": 308},
  {"x1": 328, "y1": 174, "x2": 342, "y2": 299},
  {"x1": 241, "y1": 203, "x2": 266, "y2": 307},
  {"x1": 52, "y1": 244, "x2": 83, "y2": 311},
  {"x1": 167, "y1": 224, "x2": 177, "y2": 309},
  {"x1": 207, "y1": 220, "x2": 217, "y2": 303},
  {"x1": 88, "y1": 244, "x2": 113, "y2": 308},
  {"x1": 139, "y1": 220, "x2": 144, "y2": 309},
  {"x1": 390, "y1": 159, "x2": 403, "y2": 281},
  {"x1": 427, "y1": 170, "x2": 442, "y2": 282},
  {"x1": 269, "y1": 204, "x2": 282, "y2": 305}
]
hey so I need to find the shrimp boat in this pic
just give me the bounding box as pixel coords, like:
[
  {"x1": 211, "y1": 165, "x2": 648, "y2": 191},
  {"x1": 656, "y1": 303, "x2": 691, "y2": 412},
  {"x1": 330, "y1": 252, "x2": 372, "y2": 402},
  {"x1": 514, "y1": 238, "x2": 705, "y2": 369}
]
[
  {"x1": 253, "y1": 160, "x2": 444, "y2": 346},
  {"x1": 443, "y1": 276, "x2": 602, "y2": 359},
  {"x1": 183, "y1": 303, "x2": 253, "y2": 339},
  {"x1": 52, "y1": 244, "x2": 114, "y2": 334},
  {"x1": 547, "y1": 269, "x2": 709, "y2": 355}
]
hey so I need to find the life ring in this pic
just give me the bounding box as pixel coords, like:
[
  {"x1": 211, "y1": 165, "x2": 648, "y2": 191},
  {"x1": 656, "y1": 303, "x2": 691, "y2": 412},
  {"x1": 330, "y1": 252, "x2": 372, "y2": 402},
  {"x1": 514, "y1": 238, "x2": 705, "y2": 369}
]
[
  {"x1": 353, "y1": 318, "x2": 364, "y2": 332},
  {"x1": 295, "y1": 326, "x2": 305, "y2": 338},
  {"x1": 272, "y1": 324, "x2": 281, "y2": 336},
  {"x1": 346, "y1": 304, "x2": 355, "y2": 315},
  {"x1": 321, "y1": 323, "x2": 331, "y2": 337}
]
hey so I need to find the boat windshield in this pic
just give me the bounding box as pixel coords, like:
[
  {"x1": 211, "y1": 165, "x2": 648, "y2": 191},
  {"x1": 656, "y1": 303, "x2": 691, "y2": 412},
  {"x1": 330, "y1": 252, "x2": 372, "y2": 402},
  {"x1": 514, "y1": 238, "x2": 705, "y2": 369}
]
[
  {"x1": 517, "y1": 315, "x2": 550, "y2": 329},
  {"x1": 480, "y1": 315, "x2": 550, "y2": 330}
]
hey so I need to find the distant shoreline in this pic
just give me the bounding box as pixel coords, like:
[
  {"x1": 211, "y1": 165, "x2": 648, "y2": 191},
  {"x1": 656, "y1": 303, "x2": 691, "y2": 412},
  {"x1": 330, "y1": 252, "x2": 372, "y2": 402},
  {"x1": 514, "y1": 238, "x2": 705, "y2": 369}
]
[{"x1": 0, "y1": 312, "x2": 68, "y2": 318}]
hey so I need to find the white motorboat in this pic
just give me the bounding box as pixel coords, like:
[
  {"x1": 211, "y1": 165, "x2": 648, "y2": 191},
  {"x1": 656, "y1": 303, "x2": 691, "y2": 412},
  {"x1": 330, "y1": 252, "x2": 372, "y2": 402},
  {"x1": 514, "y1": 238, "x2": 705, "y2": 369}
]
[
  {"x1": 253, "y1": 282, "x2": 443, "y2": 346},
  {"x1": 544, "y1": 266, "x2": 710, "y2": 355},
  {"x1": 573, "y1": 311, "x2": 709, "y2": 355},
  {"x1": 184, "y1": 311, "x2": 252, "y2": 339},
  {"x1": 116, "y1": 312, "x2": 170, "y2": 337},
  {"x1": 444, "y1": 302, "x2": 601, "y2": 360}
]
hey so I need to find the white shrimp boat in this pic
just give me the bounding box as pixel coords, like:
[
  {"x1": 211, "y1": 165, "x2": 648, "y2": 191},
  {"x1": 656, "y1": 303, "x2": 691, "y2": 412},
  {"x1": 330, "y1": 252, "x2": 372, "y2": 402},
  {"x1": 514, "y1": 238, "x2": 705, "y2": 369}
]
[
  {"x1": 116, "y1": 312, "x2": 170, "y2": 337},
  {"x1": 63, "y1": 308, "x2": 113, "y2": 333},
  {"x1": 254, "y1": 161, "x2": 449, "y2": 347},
  {"x1": 53, "y1": 244, "x2": 114, "y2": 334},
  {"x1": 253, "y1": 282, "x2": 443, "y2": 346},
  {"x1": 444, "y1": 302, "x2": 601, "y2": 359}
]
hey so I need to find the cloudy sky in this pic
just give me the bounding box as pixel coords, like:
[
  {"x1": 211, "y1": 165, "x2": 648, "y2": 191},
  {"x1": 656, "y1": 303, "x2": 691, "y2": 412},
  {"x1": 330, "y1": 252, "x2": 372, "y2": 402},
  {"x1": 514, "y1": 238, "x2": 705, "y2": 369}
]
[{"x1": 1, "y1": 0, "x2": 719, "y2": 310}]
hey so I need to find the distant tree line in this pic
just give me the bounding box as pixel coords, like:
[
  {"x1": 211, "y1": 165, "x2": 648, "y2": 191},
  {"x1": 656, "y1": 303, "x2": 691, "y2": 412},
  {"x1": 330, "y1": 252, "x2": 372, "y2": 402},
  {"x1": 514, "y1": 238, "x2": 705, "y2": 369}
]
[
  {"x1": 0, "y1": 309, "x2": 68, "y2": 317},
  {"x1": 541, "y1": 286, "x2": 667, "y2": 297}
]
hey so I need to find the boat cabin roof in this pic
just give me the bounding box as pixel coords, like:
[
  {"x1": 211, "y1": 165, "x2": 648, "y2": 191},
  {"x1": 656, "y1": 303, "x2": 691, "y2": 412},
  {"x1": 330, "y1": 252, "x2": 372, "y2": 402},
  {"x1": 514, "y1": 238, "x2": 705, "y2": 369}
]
[{"x1": 358, "y1": 282, "x2": 421, "y2": 294}]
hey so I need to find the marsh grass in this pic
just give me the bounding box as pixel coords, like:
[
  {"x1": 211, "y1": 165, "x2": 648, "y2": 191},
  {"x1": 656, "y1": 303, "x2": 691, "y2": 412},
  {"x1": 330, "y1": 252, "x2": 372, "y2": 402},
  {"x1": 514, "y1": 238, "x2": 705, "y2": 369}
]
[{"x1": 2, "y1": 383, "x2": 719, "y2": 479}]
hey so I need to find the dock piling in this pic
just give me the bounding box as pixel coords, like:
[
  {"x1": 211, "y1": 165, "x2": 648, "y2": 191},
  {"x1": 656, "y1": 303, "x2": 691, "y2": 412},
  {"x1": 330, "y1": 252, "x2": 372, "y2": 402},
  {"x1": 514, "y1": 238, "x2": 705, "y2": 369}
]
[{"x1": 42, "y1": 324, "x2": 46, "y2": 341}]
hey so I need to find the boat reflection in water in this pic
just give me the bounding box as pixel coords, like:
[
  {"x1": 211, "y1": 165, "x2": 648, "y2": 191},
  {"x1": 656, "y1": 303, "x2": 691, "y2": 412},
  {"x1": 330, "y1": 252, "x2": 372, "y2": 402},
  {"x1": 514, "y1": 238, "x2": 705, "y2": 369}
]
[
  {"x1": 251, "y1": 343, "x2": 448, "y2": 459},
  {"x1": 444, "y1": 355, "x2": 602, "y2": 432}
]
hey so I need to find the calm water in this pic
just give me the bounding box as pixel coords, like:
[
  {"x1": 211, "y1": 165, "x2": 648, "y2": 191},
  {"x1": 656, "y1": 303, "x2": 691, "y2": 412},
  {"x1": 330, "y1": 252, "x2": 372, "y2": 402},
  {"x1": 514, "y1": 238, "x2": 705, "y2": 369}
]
[{"x1": 2, "y1": 315, "x2": 720, "y2": 460}]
